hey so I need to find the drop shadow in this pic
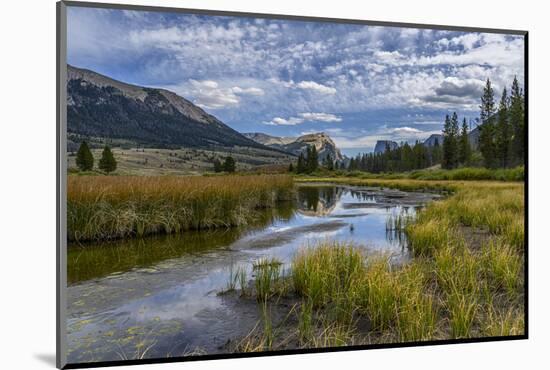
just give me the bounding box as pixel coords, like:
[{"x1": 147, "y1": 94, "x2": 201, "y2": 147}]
[{"x1": 34, "y1": 353, "x2": 56, "y2": 367}]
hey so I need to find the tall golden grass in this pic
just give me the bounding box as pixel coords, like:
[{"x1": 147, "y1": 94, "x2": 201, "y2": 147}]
[
  {"x1": 68, "y1": 174, "x2": 294, "y2": 242},
  {"x1": 241, "y1": 177, "x2": 525, "y2": 348}
]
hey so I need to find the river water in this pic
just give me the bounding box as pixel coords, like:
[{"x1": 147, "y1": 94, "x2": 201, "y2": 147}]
[{"x1": 66, "y1": 184, "x2": 439, "y2": 364}]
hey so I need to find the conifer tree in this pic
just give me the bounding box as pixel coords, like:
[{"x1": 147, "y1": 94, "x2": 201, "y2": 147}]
[
  {"x1": 458, "y1": 118, "x2": 471, "y2": 165},
  {"x1": 479, "y1": 78, "x2": 497, "y2": 168},
  {"x1": 296, "y1": 152, "x2": 306, "y2": 173},
  {"x1": 223, "y1": 156, "x2": 236, "y2": 172},
  {"x1": 496, "y1": 88, "x2": 511, "y2": 167},
  {"x1": 76, "y1": 141, "x2": 94, "y2": 171},
  {"x1": 442, "y1": 114, "x2": 459, "y2": 169},
  {"x1": 288, "y1": 163, "x2": 294, "y2": 172},
  {"x1": 509, "y1": 76, "x2": 525, "y2": 164},
  {"x1": 98, "y1": 145, "x2": 117, "y2": 173},
  {"x1": 307, "y1": 145, "x2": 318, "y2": 173}
]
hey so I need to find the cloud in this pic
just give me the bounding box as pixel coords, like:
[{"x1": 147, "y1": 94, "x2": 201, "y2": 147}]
[
  {"x1": 187, "y1": 79, "x2": 264, "y2": 109},
  {"x1": 232, "y1": 86, "x2": 265, "y2": 96},
  {"x1": 265, "y1": 112, "x2": 342, "y2": 125},
  {"x1": 434, "y1": 77, "x2": 485, "y2": 98},
  {"x1": 390, "y1": 127, "x2": 422, "y2": 134},
  {"x1": 298, "y1": 112, "x2": 342, "y2": 122},
  {"x1": 265, "y1": 116, "x2": 304, "y2": 126},
  {"x1": 269, "y1": 79, "x2": 337, "y2": 95},
  {"x1": 67, "y1": 7, "x2": 524, "y2": 133},
  {"x1": 295, "y1": 81, "x2": 337, "y2": 95}
]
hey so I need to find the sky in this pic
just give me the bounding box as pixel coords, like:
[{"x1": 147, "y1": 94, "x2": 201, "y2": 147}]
[{"x1": 67, "y1": 6, "x2": 525, "y2": 155}]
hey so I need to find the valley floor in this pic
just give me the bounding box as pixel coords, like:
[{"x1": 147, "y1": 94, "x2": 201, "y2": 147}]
[
  {"x1": 65, "y1": 172, "x2": 525, "y2": 358},
  {"x1": 225, "y1": 176, "x2": 525, "y2": 350}
]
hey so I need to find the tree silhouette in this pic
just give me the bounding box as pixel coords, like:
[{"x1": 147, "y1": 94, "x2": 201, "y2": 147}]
[
  {"x1": 76, "y1": 141, "x2": 94, "y2": 171},
  {"x1": 98, "y1": 146, "x2": 117, "y2": 173}
]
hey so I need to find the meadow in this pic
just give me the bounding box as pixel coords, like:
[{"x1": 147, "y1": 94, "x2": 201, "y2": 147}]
[
  {"x1": 67, "y1": 174, "x2": 294, "y2": 242},
  {"x1": 306, "y1": 165, "x2": 525, "y2": 182},
  {"x1": 67, "y1": 169, "x2": 525, "y2": 351},
  {"x1": 231, "y1": 177, "x2": 525, "y2": 350}
]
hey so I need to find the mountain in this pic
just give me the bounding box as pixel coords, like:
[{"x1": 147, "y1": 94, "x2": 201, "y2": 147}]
[
  {"x1": 423, "y1": 134, "x2": 444, "y2": 147},
  {"x1": 66, "y1": 65, "x2": 278, "y2": 151},
  {"x1": 244, "y1": 132, "x2": 344, "y2": 163},
  {"x1": 422, "y1": 130, "x2": 480, "y2": 149},
  {"x1": 243, "y1": 132, "x2": 296, "y2": 147},
  {"x1": 374, "y1": 140, "x2": 398, "y2": 154}
]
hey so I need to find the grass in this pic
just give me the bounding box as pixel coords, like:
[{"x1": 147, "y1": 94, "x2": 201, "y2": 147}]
[
  {"x1": 68, "y1": 174, "x2": 294, "y2": 242},
  {"x1": 240, "y1": 176, "x2": 524, "y2": 349},
  {"x1": 254, "y1": 258, "x2": 284, "y2": 301},
  {"x1": 302, "y1": 166, "x2": 524, "y2": 182}
]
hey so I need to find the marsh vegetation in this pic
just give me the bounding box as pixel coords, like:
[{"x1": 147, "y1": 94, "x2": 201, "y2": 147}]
[
  {"x1": 66, "y1": 172, "x2": 524, "y2": 362},
  {"x1": 67, "y1": 174, "x2": 294, "y2": 242},
  {"x1": 230, "y1": 178, "x2": 524, "y2": 351}
]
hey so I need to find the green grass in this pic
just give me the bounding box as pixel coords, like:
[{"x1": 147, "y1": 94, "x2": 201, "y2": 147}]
[
  {"x1": 254, "y1": 258, "x2": 284, "y2": 301},
  {"x1": 302, "y1": 166, "x2": 524, "y2": 182},
  {"x1": 68, "y1": 174, "x2": 294, "y2": 242},
  {"x1": 245, "y1": 176, "x2": 524, "y2": 348}
]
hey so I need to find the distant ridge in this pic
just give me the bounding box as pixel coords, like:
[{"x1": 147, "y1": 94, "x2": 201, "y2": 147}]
[
  {"x1": 245, "y1": 132, "x2": 344, "y2": 163},
  {"x1": 66, "y1": 65, "x2": 282, "y2": 152},
  {"x1": 374, "y1": 140, "x2": 398, "y2": 154}
]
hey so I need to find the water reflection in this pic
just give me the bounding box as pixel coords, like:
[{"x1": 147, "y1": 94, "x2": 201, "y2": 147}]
[
  {"x1": 66, "y1": 184, "x2": 439, "y2": 363},
  {"x1": 68, "y1": 202, "x2": 294, "y2": 284}
]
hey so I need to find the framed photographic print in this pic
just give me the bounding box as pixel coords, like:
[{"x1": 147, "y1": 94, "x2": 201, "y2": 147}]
[{"x1": 56, "y1": 1, "x2": 528, "y2": 368}]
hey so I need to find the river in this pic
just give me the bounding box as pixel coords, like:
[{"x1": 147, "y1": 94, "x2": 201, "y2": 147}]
[{"x1": 66, "y1": 183, "x2": 439, "y2": 364}]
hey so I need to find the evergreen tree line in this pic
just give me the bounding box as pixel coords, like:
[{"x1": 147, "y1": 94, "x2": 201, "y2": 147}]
[
  {"x1": 347, "y1": 140, "x2": 442, "y2": 173},
  {"x1": 295, "y1": 145, "x2": 320, "y2": 174},
  {"x1": 342, "y1": 76, "x2": 524, "y2": 173},
  {"x1": 441, "y1": 112, "x2": 471, "y2": 169},
  {"x1": 477, "y1": 76, "x2": 525, "y2": 168},
  {"x1": 441, "y1": 76, "x2": 525, "y2": 169},
  {"x1": 76, "y1": 141, "x2": 117, "y2": 173}
]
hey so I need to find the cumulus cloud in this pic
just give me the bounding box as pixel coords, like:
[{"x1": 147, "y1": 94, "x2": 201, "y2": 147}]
[
  {"x1": 264, "y1": 116, "x2": 304, "y2": 126},
  {"x1": 434, "y1": 77, "x2": 485, "y2": 98},
  {"x1": 265, "y1": 112, "x2": 342, "y2": 125},
  {"x1": 232, "y1": 86, "x2": 265, "y2": 96},
  {"x1": 298, "y1": 112, "x2": 342, "y2": 122},
  {"x1": 187, "y1": 79, "x2": 264, "y2": 109},
  {"x1": 295, "y1": 81, "x2": 337, "y2": 95},
  {"x1": 390, "y1": 127, "x2": 423, "y2": 134}
]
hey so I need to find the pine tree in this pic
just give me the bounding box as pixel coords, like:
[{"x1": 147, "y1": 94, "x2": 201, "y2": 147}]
[
  {"x1": 496, "y1": 88, "x2": 511, "y2": 167},
  {"x1": 442, "y1": 114, "x2": 459, "y2": 169},
  {"x1": 509, "y1": 76, "x2": 525, "y2": 164},
  {"x1": 223, "y1": 156, "x2": 236, "y2": 172},
  {"x1": 296, "y1": 152, "x2": 306, "y2": 173},
  {"x1": 458, "y1": 118, "x2": 471, "y2": 165},
  {"x1": 98, "y1": 145, "x2": 117, "y2": 173},
  {"x1": 479, "y1": 78, "x2": 497, "y2": 168},
  {"x1": 288, "y1": 163, "x2": 294, "y2": 172},
  {"x1": 307, "y1": 145, "x2": 318, "y2": 173},
  {"x1": 76, "y1": 141, "x2": 94, "y2": 171}
]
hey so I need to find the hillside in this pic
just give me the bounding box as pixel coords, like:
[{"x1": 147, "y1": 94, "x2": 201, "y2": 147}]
[{"x1": 67, "y1": 65, "x2": 280, "y2": 152}]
